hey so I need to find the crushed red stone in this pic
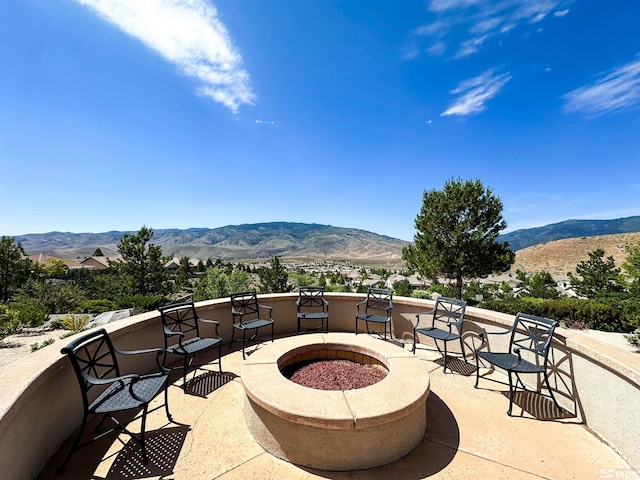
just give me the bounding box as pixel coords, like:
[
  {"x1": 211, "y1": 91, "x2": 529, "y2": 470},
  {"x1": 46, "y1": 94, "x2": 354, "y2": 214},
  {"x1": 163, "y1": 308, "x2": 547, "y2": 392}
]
[{"x1": 286, "y1": 359, "x2": 387, "y2": 391}]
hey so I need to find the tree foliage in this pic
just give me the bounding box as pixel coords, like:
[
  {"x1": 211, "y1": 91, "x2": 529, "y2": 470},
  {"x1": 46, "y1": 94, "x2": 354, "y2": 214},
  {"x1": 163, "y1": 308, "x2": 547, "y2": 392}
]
[
  {"x1": 402, "y1": 178, "x2": 515, "y2": 299},
  {"x1": 192, "y1": 267, "x2": 252, "y2": 301},
  {"x1": 573, "y1": 248, "x2": 624, "y2": 298},
  {"x1": 258, "y1": 256, "x2": 292, "y2": 293},
  {"x1": 0, "y1": 236, "x2": 33, "y2": 303},
  {"x1": 114, "y1": 226, "x2": 170, "y2": 297},
  {"x1": 526, "y1": 271, "x2": 559, "y2": 299},
  {"x1": 622, "y1": 242, "x2": 640, "y2": 293}
]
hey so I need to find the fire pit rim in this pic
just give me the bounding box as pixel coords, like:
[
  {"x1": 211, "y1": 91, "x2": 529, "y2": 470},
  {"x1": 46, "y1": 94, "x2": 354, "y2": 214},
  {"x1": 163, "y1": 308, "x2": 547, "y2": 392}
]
[{"x1": 242, "y1": 333, "x2": 430, "y2": 430}]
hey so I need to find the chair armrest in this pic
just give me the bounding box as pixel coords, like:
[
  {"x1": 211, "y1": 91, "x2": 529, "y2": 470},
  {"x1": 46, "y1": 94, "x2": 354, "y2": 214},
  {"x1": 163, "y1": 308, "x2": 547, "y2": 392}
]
[
  {"x1": 80, "y1": 371, "x2": 140, "y2": 386},
  {"x1": 257, "y1": 303, "x2": 273, "y2": 319},
  {"x1": 476, "y1": 328, "x2": 511, "y2": 351},
  {"x1": 231, "y1": 306, "x2": 243, "y2": 317},
  {"x1": 198, "y1": 318, "x2": 220, "y2": 326},
  {"x1": 114, "y1": 346, "x2": 165, "y2": 356},
  {"x1": 198, "y1": 317, "x2": 221, "y2": 335},
  {"x1": 163, "y1": 324, "x2": 184, "y2": 337}
]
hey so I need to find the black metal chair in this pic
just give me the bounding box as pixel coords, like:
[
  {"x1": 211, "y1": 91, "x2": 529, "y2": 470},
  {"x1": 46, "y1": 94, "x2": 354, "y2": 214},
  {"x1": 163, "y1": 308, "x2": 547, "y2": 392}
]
[
  {"x1": 296, "y1": 286, "x2": 329, "y2": 334},
  {"x1": 413, "y1": 296, "x2": 467, "y2": 372},
  {"x1": 58, "y1": 328, "x2": 172, "y2": 473},
  {"x1": 230, "y1": 290, "x2": 275, "y2": 359},
  {"x1": 355, "y1": 287, "x2": 393, "y2": 340},
  {"x1": 159, "y1": 301, "x2": 223, "y2": 393},
  {"x1": 474, "y1": 312, "x2": 560, "y2": 416}
]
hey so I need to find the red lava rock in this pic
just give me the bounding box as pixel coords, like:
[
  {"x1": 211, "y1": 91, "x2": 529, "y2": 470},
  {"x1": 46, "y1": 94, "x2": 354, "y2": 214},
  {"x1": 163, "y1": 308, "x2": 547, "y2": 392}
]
[{"x1": 287, "y1": 359, "x2": 387, "y2": 391}]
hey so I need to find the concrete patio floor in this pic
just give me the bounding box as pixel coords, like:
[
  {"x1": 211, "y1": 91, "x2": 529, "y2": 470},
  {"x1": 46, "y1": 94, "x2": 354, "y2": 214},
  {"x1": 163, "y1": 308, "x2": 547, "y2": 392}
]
[{"x1": 38, "y1": 336, "x2": 634, "y2": 480}]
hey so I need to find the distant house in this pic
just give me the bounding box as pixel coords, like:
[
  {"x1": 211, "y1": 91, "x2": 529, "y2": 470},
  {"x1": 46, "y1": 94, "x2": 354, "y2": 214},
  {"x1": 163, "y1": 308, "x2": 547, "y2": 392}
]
[
  {"x1": 80, "y1": 256, "x2": 117, "y2": 271},
  {"x1": 164, "y1": 257, "x2": 199, "y2": 270}
]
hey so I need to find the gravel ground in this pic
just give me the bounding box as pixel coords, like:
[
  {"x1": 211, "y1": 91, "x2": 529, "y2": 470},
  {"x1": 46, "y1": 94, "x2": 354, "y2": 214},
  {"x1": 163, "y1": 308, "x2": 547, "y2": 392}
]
[{"x1": 0, "y1": 329, "x2": 69, "y2": 368}]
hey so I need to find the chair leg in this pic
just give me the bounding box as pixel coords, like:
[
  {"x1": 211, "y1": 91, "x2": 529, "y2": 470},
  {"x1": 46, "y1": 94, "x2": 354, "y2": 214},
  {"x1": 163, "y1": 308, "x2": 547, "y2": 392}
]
[
  {"x1": 355, "y1": 317, "x2": 358, "y2": 335},
  {"x1": 182, "y1": 357, "x2": 188, "y2": 393},
  {"x1": 412, "y1": 329, "x2": 417, "y2": 354},
  {"x1": 242, "y1": 328, "x2": 247, "y2": 360},
  {"x1": 140, "y1": 406, "x2": 149, "y2": 464},
  {"x1": 507, "y1": 371, "x2": 514, "y2": 416},
  {"x1": 164, "y1": 383, "x2": 172, "y2": 422},
  {"x1": 217, "y1": 340, "x2": 223, "y2": 373},
  {"x1": 443, "y1": 340, "x2": 449, "y2": 373},
  {"x1": 271, "y1": 322, "x2": 274, "y2": 343},
  {"x1": 229, "y1": 327, "x2": 236, "y2": 348}
]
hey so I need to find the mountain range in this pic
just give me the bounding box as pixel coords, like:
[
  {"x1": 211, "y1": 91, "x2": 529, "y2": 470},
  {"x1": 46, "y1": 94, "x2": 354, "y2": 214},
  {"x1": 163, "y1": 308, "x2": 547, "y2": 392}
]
[{"x1": 13, "y1": 216, "x2": 640, "y2": 262}]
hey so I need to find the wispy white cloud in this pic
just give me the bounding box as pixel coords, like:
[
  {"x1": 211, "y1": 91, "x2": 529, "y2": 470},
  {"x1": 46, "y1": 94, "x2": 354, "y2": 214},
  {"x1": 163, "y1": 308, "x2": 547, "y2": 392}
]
[
  {"x1": 427, "y1": 41, "x2": 447, "y2": 56},
  {"x1": 76, "y1": 0, "x2": 255, "y2": 113},
  {"x1": 255, "y1": 120, "x2": 275, "y2": 125},
  {"x1": 563, "y1": 56, "x2": 640, "y2": 117},
  {"x1": 442, "y1": 69, "x2": 511, "y2": 116},
  {"x1": 413, "y1": 0, "x2": 570, "y2": 60}
]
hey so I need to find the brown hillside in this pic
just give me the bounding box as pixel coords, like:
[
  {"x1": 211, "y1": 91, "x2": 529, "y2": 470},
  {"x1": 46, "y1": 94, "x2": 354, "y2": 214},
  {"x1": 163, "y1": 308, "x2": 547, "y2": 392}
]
[{"x1": 511, "y1": 232, "x2": 640, "y2": 276}]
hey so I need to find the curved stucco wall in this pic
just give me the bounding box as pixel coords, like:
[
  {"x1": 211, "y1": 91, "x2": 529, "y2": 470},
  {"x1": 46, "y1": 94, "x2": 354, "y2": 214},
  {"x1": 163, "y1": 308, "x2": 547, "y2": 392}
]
[{"x1": 0, "y1": 293, "x2": 638, "y2": 479}]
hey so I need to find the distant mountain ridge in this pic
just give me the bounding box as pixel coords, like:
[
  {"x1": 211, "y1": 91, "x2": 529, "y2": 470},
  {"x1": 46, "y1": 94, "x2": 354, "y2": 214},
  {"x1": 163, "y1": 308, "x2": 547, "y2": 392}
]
[
  {"x1": 498, "y1": 216, "x2": 640, "y2": 251},
  {"x1": 14, "y1": 216, "x2": 640, "y2": 262},
  {"x1": 16, "y1": 222, "x2": 409, "y2": 262}
]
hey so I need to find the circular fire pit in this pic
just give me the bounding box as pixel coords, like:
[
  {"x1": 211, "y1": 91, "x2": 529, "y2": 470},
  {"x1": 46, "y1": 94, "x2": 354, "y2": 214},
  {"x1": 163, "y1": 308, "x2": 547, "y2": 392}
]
[{"x1": 242, "y1": 333, "x2": 430, "y2": 471}]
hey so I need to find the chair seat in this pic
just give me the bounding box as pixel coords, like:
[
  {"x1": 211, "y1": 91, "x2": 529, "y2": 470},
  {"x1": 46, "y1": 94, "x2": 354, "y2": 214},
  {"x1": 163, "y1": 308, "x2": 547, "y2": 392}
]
[
  {"x1": 476, "y1": 351, "x2": 543, "y2": 374},
  {"x1": 168, "y1": 336, "x2": 221, "y2": 355},
  {"x1": 356, "y1": 314, "x2": 389, "y2": 324},
  {"x1": 234, "y1": 319, "x2": 273, "y2": 330},
  {"x1": 415, "y1": 326, "x2": 460, "y2": 342},
  {"x1": 91, "y1": 374, "x2": 168, "y2": 414},
  {"x1": 298, "y1": 312, "x2": 328, "y2": 320}
]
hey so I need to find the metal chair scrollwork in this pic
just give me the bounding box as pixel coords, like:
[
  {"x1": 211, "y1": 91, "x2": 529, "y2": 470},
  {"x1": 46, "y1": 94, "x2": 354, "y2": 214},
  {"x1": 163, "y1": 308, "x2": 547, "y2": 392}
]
[
  {"x1": 474, "y1": 312, "x2": 561, "y2": 416},
  {"x1": 355, "y1": 287, "x2": 393, "y2": 340},
  {"x1": 413, "y1": 296, "x2": 467, "y2": 372},
  {"x1": 297, "y1": 286, "x2": 329, "y2": 334},
  {"x1": 58, "y1": 328, "x2": 172, "y2": 473},
  {"x1": 230, "y1": 290, "x2": 275, "y2": 359},
  {"x1": 159, "y1": 301, "x2": 223, "y2": 393}
]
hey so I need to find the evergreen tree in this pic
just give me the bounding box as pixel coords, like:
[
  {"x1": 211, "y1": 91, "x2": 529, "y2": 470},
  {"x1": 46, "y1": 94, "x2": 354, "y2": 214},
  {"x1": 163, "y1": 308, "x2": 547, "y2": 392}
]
[
  {"x1": 258, "y1": 256, "x2": 292, "y2": 293},
  {"x1": 402, "y1": 178, "x2": 514, "y2": 299},
  {"x1": 115, "y1": 226, "x2": 170, "y2": 296}
]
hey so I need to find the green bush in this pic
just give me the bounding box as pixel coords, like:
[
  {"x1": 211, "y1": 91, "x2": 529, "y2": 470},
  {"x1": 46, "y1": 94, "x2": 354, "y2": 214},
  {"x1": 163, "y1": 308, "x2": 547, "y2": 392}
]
[
  {"x1": 10, "y1": 302, "x2": 50, "y2": 328},
  {"x1": 75, "y1": 299, "x2": 116, "y2": 314},
  {"x1": 479, "y1": 297, "x2": 629, "y2": 332},
  {"x1": 115, "y1": 295, "x2": 164, "y2": 314},
  {"x1": 0, "y1": 304, "x2": 21, "y2": 340}
]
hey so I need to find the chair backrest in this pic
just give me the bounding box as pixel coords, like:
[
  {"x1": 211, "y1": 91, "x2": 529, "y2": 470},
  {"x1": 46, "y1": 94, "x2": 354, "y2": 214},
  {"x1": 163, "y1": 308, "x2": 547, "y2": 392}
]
[
  {"x1": 509, "y1": 312, "x2": 557, "y2": 362},
  {"x1": 159, "y1": 302, "x2": 201, "y2": 344},
  {"x1": 432, "y1": 297, "x2": 466, "y2": 330},
  {"x1": 297, "y1": 286, "x2": 326, "y2": 311},
  {"x1": 230, "y1": 290, "x2": 260, "y2": 323},
  {"x1": 364, "y1": 288, "x2": 393, "y2": 315},
  {"x1": 60, "y1": 328, "x2": 120, "y2": 408}
]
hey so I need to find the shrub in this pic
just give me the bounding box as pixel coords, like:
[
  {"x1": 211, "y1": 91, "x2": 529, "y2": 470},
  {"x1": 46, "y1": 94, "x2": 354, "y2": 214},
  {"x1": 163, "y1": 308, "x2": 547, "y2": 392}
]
[
  {"x1": 115, "y1": 295, "x2": 164, "y2": 315},
  {"x1": 0, "y1": 304, "x2": 21, "y2": 340},
  {"x1": 625, "y1": 329, "x2": 640, "y2": 348},
  {"x1": 30, "y1": 338, "x2": 56, "y2": 352},
  {"x1": 479, "y1": 297, "x2": 629, "y2": 332},
  {"x1": 51, "y1": 314, "x2": 90, "y2": 332},
  {"x1": 10, "y1": 302, "x2": 50, "y2": 328},
  {"x1": 75, "y1": 299, "x2": 116, "y2": 314}
]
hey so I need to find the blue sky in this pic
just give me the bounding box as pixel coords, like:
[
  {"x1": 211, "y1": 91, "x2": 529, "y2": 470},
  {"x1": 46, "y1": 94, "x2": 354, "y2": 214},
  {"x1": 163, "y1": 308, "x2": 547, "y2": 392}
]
[{"x1": 1, "y1": 0, "x2": 639, "y2": 242}]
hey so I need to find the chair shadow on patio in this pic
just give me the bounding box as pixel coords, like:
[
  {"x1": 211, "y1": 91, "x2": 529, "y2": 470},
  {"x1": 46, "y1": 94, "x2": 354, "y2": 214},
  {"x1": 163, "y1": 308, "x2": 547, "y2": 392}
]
[
  {"x1": 183, "y1": 371, "x2": 238, "y2": 397},
  {"x1": 103, "y1": 425, "x2": 190, "y2": 480},
  {"x1": 465, "y1": 322, "x2": 584, "y2": 423}
]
